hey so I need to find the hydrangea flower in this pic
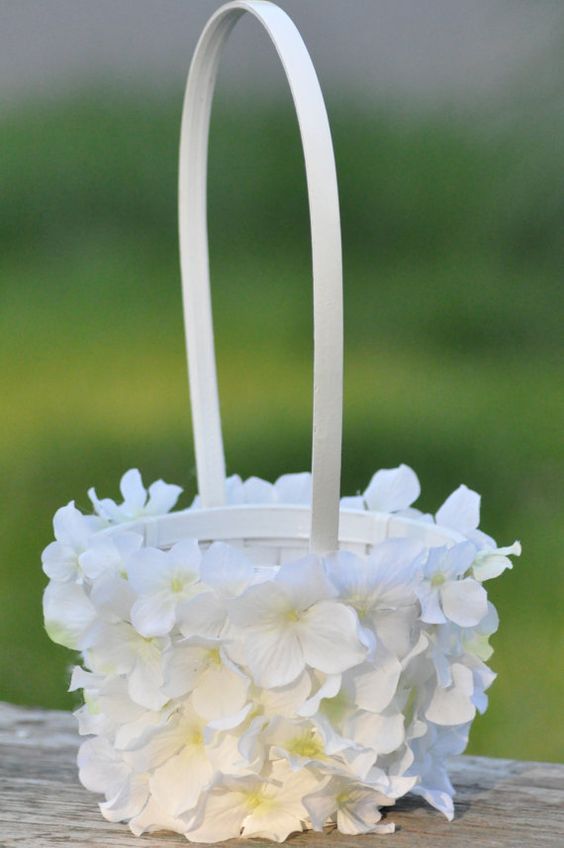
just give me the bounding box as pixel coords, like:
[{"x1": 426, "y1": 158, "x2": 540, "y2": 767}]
[
  {"x1": 128, "y1": 540, "x2": 202, "y2": 637},
  {"x1": 363, "y1": 464, "x2": 421, "y2": 513},
  {"x1": 304, "y1": 776, "x2": 396, "y2": 834},
  {"x1": 42, "y1": 501, "x2": 105, "y2": 582},
  {"x1": 191, "y1": 472, "x2": 312, "y2": 509},
  {"x1": 228, "y1": 557, "x2": 366, "y2": 687},
  {"x1": 42, "y1": 467, "x2": 520, "y2": 840},
  {"x1": 89, "y1": 468, "x2": 182, "y2": 524},
  {"x1": 415, "y1": 543, "x2": 489, "y2": 628},
  {"x1": 185, "y1": 761, "x2": 318, "y2": 843}
]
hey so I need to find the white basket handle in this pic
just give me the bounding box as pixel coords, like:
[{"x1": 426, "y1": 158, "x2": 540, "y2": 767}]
[{"x1": 179, "y1": 0, "x2": 343, "y2": 553}]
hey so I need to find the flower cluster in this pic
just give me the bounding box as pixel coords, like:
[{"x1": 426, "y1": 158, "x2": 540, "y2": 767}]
[{"x1": 42, "y1": 466, "x2": 520, "y2": 841}]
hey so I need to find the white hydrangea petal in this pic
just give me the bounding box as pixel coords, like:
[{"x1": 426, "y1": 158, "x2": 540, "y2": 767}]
[
  {"x1": 426, "y1": 663, "x2": 476, "y2": 726},
  {"x1": 263, "y1": 716, "x2": 324, "y2": 769},
  {"x1": 244, "y1": 624, "x2": 304, "y2": 689},
  {"x1": 303, "y1": 781, "x2": 337, "y2": 830},
  {"x1": 318, "y1": 551, "x2": 364, "y2": 605},
  {"x1": 351, "y1": 653, "x2": 402, "y2": 713},
  {"x1": 145, "y1": 479, "x2": 183, "y2": 516},
  {"x1": 128, "y1": 652, "x2": 167, "y2": 711},
  {"x1": 372, "y1": 606, "x2": 418, "y2": 658},
  {"x1": 444, "y1": 540, "x2": 477, "y2": 578},
  {"x1": 237, "y1": 715, "x2": 269, "y2": 768},
  {"x1": 90, "y1": 573, "x2": 135, "y2": 621},
  {"x1": 228, "y1": 580, "x2": 291, "y2": 629},
  {"x1": 274, "y1": 472, "x2": 312, "y2": 504},
  {"x1": 242, "y1": 808, "x2": 304, "y2": 842},
  {"x1": 224, "y1": 474, "x2": 245, "y2": 505},
  {"x1": 114, "y1": 711, "x2": 164, "y2": 751},
  {"x1": 431, "y1": 641, "x2": 454, "y2": 689},
  {"x1": 88, "y1": 492, "x2": 124, "y2": 523},
  {"x1": 207, "y1": 703, "x2": 254, "y2": 733},
  {"x1": 100, "y1": 772, "x2": 149, "y2": 823},
  {"x1": 192, "y1": 664, "x2": 249, "y2": 721},
  {"x1": 275, "y1": 556, "x2": 336, "y2": 610},
  {"x1": 313, "y1": 711, "x2": 355, "y2": 757},
  {"x1": 129, "y1": 796, "x2": 189, "y2": 836},
  {"x1": 241, "y1": 476, "x2": 277, "y2": 503},
  {"x1": 472, "y1": 553, "x2": 512, "y2": 582},
  {"x1": 77, "y1": 737, "x2": 129, "y2": 797},
  {"x1": 298, "y1": 674, "x2": 342, "y2": 718},
  {"x1": 337, "y1": 794, "x2": 391, "y2": 835},
  {"x1": 41, "y1": 541, "x2": 78, "y2": 582},
  {"x1": 114, "y1": 530, "x2": 145, "y2": 557},
  {"x1": 95, "y1": 676, "x2": 146, "y2": 720},
  {"x1": 261, "y1": 671, "x2": 313, "y2": 717},
  {"x1": 81, "y1": 531, "x2": 144, "y2": 583},
  {"x1": 179, "y1": 591, "x2": 227, "y2": 638},
  {"x1": 299, "y1": 601, "x2": 365, "y2": 673},
  {"x1": 368, "y1": 537, "x2": 425, "y2": 578},
  {"x1": 85, "y1": 622, "x2": 139, "y2": 676},
  {"x1": 74, "y1": 703, "x2": 106, "y2": 737},
  {"x1": 436, "y1": 484, "x2": 480, "y2": 535},
  {"x1": 440, "y1": 579, "x2": 488, "y2": 627},
  {"x1": 150, "y1": 746, "x2": 213, "y2": 817},
  {"x1": 411, "y1": 784, "x2": 454, "y2": 821},
  {"x1": 364, "y1": 465, "x2": 420, "y2": 512},
  {"x1": 481, "y1": 600, "x2": 500, "y2": 636},
  {"x1": 241, "y1": 763, "x2": 316, "y2": 841},
  {"x1": 184, "y1": 787, "x2": 247, "y2": 842},
  {"x1": 417, "y1": 585, "x2": 447, "y2": 625},
  {"x1": 120, "y1": 469, "x2": 147, "y2": 513},
  {"x1": 53, "y1": 501, "x2": 98, "y2": 548},
  {"x1": 344, "y1": 711, "x2": 405, "y2": 757},
  {"x1": 400, "y1": 632, "x2": 429, "y2": 671},
  {"x1": 200, "y1": 542, "x2": 254, "y2": 596},
  {"x1": 43, "y1": 581, "x2": 97, "y2": 650},
  {"x1": 79, "y1": 541, "x2": 118, "y2": 582},
  {"x1": 169, "y1": 538, "x2": 201, "y2": 573},
  {"x1": 131, "y1": 591, "x2": 177, "y2": 637},
  {"x1": 68, "y1": 666, "x2": 103, "y2": 692},
  {"x1": 125, "y1": 716, "x2": 186, "y2": 770},
  {"x1": 127, "y1": 548, "x2": 168, "y2": 595},
  {"x1": 162, "y1": 642, "x2": 208, "y2": 698},
  {"x1": 472, "y1": 541, "x2": 521, "y2": 582}
]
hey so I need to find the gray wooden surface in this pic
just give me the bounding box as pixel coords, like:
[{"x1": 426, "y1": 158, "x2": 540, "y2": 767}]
[{"x1": 0, "y1": 702, "x2": 562, "y2": 847}]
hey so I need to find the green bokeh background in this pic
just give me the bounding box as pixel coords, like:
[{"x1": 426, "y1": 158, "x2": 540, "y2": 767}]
[{"x1": 1, "y1": 86, "x2": 562, "y2": 762}]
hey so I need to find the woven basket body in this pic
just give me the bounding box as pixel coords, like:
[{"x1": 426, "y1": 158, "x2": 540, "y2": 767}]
[{"x1": 41, "y1": 1, "x2": 520, "y2": 841}]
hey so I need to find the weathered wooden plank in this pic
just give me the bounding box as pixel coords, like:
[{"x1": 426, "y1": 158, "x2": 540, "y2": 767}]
[{"x1": 0, "y1": 702, "x2": 562, "y2": 847}]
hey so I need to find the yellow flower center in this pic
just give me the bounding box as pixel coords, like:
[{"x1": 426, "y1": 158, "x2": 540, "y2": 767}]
[
  {"x1": 287, "y1": 733, "x2": 325, "y2": 760},
  {"x1": 170, "y1": 575, "x2": 186, "y2": 593},
  {"x1": 245, "y1": 790, "x2": 265, "y2": 811},
  {"x1": 187, "y1": 727, "x2": 204, "y2": 748},
  {"x1": 207, "y1": 647, "x2": 222, "y2": 667},
  {"x1": 284, "y1": 608, "x2": 300, "y2": 622},
  {"x1": 244, "y1": 788, "x2": 275, "y2": 815},
  {"x1": 431, "y1": 572, "x2": 446, "y2": 587},
  {"x1": 349, "y1": 595, "x2": 371, "y2": 618}
]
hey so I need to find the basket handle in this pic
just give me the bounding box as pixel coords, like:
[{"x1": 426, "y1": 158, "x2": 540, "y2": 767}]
[{"x1": 179, "y1": 0, "x2": 343, "y2": 553}]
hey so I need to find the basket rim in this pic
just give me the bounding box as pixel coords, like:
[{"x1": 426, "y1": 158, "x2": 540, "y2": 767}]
[{"x1": 97, "y1": 503, "x2": 466, "y2": 553}]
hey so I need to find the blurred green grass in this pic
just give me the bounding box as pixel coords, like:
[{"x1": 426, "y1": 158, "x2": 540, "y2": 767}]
[{"x1": 0, "y1": 91, "x2": 562, "y2": 762}]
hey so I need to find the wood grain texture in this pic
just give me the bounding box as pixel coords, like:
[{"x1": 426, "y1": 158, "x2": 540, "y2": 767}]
[{"x1": 0, "y1": 702, "x2": 562, "y2": 847}]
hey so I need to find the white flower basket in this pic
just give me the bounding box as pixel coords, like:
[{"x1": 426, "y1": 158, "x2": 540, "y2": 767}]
[{"x1": 42, "y1": 1, "x2": 521, "y2": 841}]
